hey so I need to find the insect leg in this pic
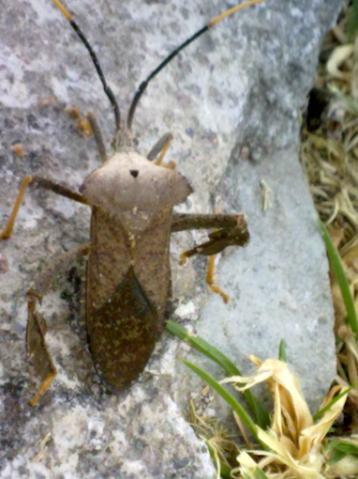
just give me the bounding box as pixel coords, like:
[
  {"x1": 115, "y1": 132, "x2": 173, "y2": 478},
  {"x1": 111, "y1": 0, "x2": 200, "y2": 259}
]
[
  {"x1": 175, "y1": 213, "x2": 249, "y2": 257},
  {"x1": 86, "y1": 112, "x2": 107, "y2": 163},
  {"x1": 172, "y1": 213, "x2": 249, "y2": 302},
  {"x1": 147, "y1": 133, "x2": 174, "y2": 167},
  {"x1": 26, "y1": 243, "x2": 90, "y2": 406},
  {"x1": 0, "y1": 175, "x2": 88, "y2": 240},
  {"x1": 175, "y1": 213, "x2": 248, "y2": 260},
  {"x1": 172, "y1": 213, "x2": 246, "y2": 233},
  {"x1": 206, "y1": 255, "x2": 230, "y2": 304}
]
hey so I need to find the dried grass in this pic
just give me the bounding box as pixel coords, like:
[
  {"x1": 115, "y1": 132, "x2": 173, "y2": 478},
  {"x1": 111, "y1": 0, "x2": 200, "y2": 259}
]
[{"x1": 301, "y1": 2, "x2": 358, "y2": 434}]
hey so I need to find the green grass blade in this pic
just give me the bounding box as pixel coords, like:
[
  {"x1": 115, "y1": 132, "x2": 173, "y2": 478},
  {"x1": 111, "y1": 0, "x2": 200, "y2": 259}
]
[
  {"x1": 183, "y1": 359, "x2": 259, "y2": 442},
  {"x1": 347, "y1": 0, "x2": 358, "y2": 41},
  {"x1": 329, "y1": 440, "x2": 358, "y2": 457},
  {"x1": 167, "y1": 320, "x2": 239, "y2": 374},
  {"x1": 327, "y1": 448, "x2": 346, "y2": 464},
  {"x1": 205, "y1": 442, "x2": 232, "y2": 479},
  {"x1": 217, "y1": 462, "x2": 231, "y2": 479},
  {"x1": 254, "y1": 468, "x2": 270, "y2": 479},
  {"x1": 313, "y1": 388, "x2": 350, "y2": 422},
  {"x1": 319, "y1": 221, "x2": 358, "y2": 339},
  {"x1": 242, "y1": 468, "x2": 269, "y2": 479},
  {"x1": 327, "y1": 439, "x2": 358, "y2": 464},
  {"x1": 278, "y1": 339, "x2": 287, "y2": 362},
  {"x1": 166, "y1": 320, "x2": 270, "y2": 428}
]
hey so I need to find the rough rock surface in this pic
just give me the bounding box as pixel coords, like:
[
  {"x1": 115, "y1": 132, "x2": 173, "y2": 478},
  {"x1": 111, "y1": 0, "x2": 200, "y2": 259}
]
[{"x1": 0, "y1": 0, "x2": 342, "y2": 478}]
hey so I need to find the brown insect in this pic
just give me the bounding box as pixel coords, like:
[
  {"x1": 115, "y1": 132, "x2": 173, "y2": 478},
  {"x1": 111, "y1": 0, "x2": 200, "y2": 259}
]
[{"x1": 0, "y1": 0, "x2": 261, "y2": 405}]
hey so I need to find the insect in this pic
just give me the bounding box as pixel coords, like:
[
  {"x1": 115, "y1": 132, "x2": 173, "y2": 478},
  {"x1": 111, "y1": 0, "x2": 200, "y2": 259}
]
[{"x1": 0, "y1": 0, "x2": 261, "y2": 406}]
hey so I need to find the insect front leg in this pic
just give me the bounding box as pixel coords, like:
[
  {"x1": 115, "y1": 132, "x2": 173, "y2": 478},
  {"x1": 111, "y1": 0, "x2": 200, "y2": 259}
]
[
  {"x1": 0, "y1": 175, "x2": 88, "y2": 240},
  {"x1": 86, "y1": 112, "x2": 107, "y2": 163},
  {"x1": 26, "y1": 244, "x2": 90, "y2": 406},
  {"x1": 171, "y1": 213, "x2": 249, "y2": 303},
  {"x1": 147, "y1": 133, "x2": 176, "y2": 168}
]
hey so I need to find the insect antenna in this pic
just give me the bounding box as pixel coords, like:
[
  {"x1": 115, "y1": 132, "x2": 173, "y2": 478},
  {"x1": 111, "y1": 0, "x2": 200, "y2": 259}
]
[
  {"x1": 51, "y1": 0, "x2": 121, "y2": 131},
  {"x1": 126, "y1": 0, "x2": 263, "y2": 131}
]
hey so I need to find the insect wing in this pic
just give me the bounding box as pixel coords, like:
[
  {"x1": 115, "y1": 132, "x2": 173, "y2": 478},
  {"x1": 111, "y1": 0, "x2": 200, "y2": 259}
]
[{"x1": 88, "y1": 266, "x2": 160, "y2": 389}]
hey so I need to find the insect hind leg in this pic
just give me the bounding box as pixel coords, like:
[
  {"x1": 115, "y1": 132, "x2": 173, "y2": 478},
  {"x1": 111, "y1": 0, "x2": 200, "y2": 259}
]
[
  {"x1": 173, "y1": 213, "x2": 249, "y2": 303},
  {"x1": 206, "y1": 255, "x2": 230, "y2": 304},
  {"x1": 26, "y1": 288, "x2": 57, "y2": 407},
  {"x1": 25, "y1": 244, "x2": 89, "y2": 406}
]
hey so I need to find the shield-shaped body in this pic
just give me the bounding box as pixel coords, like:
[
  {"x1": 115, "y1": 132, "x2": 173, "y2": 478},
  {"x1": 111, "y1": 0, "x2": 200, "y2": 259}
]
[{"x1": 81, "y1": 151, "x2": 192, "y2": 388}]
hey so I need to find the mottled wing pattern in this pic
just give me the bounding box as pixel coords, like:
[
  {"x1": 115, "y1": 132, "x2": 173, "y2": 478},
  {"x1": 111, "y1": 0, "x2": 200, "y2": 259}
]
[{"x1": 88, "y1": 266, "x2": 159, "y2": 388}]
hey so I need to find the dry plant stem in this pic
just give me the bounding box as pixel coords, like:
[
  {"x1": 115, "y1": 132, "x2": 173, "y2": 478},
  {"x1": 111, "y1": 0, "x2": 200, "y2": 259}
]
[{"x1": 300, "y1": 3, "x2": 358, "y2": 440}]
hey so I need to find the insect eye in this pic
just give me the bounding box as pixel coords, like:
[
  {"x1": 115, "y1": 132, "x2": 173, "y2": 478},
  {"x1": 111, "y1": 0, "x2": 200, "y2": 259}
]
[{"x1": 130, "y1": 169, "x2": 139, "y2": 178}]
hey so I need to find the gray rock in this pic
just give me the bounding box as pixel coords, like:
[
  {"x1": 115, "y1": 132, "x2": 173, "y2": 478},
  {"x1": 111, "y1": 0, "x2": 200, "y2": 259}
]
[{"x1": 0, "y1": 0, "x2": 342, "y2": 477}]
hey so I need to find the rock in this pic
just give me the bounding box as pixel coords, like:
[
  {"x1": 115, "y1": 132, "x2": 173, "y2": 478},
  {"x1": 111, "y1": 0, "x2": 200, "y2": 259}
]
[{"x1": 0, "y1": 0, "x2": 342, "y2": 477}]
